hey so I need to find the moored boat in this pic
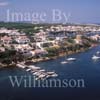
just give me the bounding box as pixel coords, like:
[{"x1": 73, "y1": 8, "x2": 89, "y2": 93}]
[
  {"x1": 61, "y1": 61, "x2": 68, "y2": 64},
  {"x1": 66, "y1": 58, "x2": 76, "y2": 61},
  {"x1": 92, "y1": 55, "x2": 100, "y2": 60}
]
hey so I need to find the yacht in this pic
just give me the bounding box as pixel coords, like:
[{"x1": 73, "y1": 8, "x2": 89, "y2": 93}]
[
  {"x1": 61, "y1": 61, "x2": 68, "y2": 64},
  {"x1": 39, "y1": 69, "x2": 45, "y2": 72},
  {"x1": 47, "y1": 71, "x2": 55, "y2": 75},
  {"x1": 26, "y1": 69, "x2": 31, "y2": 72},
  {"x1": 92, "y1": 55, "x2": 100, "y2": 60},
  {"x1": 35, "y1": 74, "x2": 47, "y2": 80},
  {"x1": 66, "y1": 58, "x2": 76, "y2": 61}
]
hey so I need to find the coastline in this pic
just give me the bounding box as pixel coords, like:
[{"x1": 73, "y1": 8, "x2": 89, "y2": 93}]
[
  {"x1": 0, "y1": 44, "x2": 98, "y2": 68},
  {"x1": 25, "y1": 45, "x2": 96, "y2": 64}
]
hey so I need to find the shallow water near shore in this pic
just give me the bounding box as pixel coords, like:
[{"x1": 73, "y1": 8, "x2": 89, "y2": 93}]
[{"x1": 0, "y1": 46, "x2": 100, "y2": 99}]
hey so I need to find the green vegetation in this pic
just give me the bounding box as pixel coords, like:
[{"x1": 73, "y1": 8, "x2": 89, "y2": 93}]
[{"x1": 0, "y1": 22, "x2": 99, "y2": 67}]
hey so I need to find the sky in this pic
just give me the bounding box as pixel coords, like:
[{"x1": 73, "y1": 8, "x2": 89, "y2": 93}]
[{"x1": 0, "y1": 0, "x2": 100, "y2": 23}]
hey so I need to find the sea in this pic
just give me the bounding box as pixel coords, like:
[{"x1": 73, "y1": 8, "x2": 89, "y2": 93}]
[{"x1": 0, "y1": 46, "x2": 100, "y2": 100}]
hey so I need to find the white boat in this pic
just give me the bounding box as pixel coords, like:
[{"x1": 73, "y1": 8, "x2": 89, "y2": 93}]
[
  {"x1": 96, "y1": 51, "x2": 100, "y2": 54},
  {"x1": 46, "y1": 75, "x2": 51, "y2": 78},
  {"x1": 61, "y1": 61, "x2": 68, "y2": 64},
  {"x1": 47, "y1": 72, "x2": 55, "y2": 75},
  {"x1": 47, "y1": 72, "x2": 58, "y2": 77},
  {"x1": 28, "y1": 65, "x2": 40, "y2": 70},
  {"x1": 51, "y1": 73, "x2": 58, "y2": 77},
  {"x1": 66, "y1": 58, "x2": 76, "y2": 61},
  {"x1": 33, "y1": 72, "x2": 39, "y2": 75},
  {"x1": 35, "y1": 75, "x2": 46, "y2": 80},
  {"x1": 26, "y1": 69, "x2": 31, "y2": 71},
  {"x1": 35, "y1": 77, "x2": 40, "y2": 80},
  {"x1": 35, "y1": 74, "x2": 47, "y2": 80},
  {"x1": 39, "y1": 69, "x2": 45, "y2": 72},
  {"x1": 17, "y1": 64, "x2": 26, "y2": 68},
  {"x1": 92, "y1": 55, "x2": 100, "y2": 60},
  {"x1": 38, "y1": 74, "x2": 46, "y2": 78}
]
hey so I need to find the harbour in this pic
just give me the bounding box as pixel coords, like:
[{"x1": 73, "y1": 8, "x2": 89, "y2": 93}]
[
  {"x1": 0, "y1": 45, "x2": 100, "y2": 99},
  {"x1": 0, "y1": 45, "x2": 100, "y2": 84},
  {"x1": 17, "y1": 63, "x2": 58, "y2": 80}
]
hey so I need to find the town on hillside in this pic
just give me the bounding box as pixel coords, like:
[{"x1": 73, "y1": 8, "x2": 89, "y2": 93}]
[{"x1": 0, "y1": 23, "x2": 100, "y2": 67}]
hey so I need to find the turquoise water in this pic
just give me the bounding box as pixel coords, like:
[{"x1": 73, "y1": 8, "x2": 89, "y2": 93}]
[{"x1": 0, "y1": 46, "x2": 100, "y2": 99}]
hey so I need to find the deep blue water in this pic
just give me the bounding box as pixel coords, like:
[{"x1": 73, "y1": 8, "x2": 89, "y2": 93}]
[{"x1": 0, "y1": 46, "x2": 100, "y2": 100}]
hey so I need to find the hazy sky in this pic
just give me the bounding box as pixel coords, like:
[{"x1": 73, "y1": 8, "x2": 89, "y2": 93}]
[{"x1": 0, "y1": 0, "x2": 100, "y2": 23}]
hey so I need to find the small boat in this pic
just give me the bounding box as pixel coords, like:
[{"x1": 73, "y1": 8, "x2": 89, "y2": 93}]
[
  {"x1": 47, "y1": 72, "x2": 58, "y2": 77},
  {"x1": 35, "y1": 77, "x2": 40, "y2": 80},
  {"x1": 26, "y1": 69, "x2": 31, "y2": 72},
  {"x1": 33, "y1": 72, "x2": 39, "y2": 75},
  {"x1": 35, "y1": 74, "x2": 47, "y2": 80},
  {"x1": 47, "y1": 72, "x2": 55, "y2": 75},
  {"x1": 38, "y1": 74, "x2": 46, "y2": 78},
  {"x1": 39, "y1": 69, "x2": 45, "y2": 72},
  {"x1": 29, "y1": 65, "x2": 40, "y2": 70},
  {"x1": 66, "y1": 58, "x2": 76, "y2": 61},
  {"x1": 17, "y1": 64, "x2": 26, "y2": 68},
  {"x1": 51, "y1": 73, "x2": 58, "y2": 77},
  {"x1": 46, "y1": 73, "x2": 58, "y2": 78},
  {"x1": 61, "y1": 61, "x2": 68, "y2": 64},
  {"x1": 96, "y1": 51, "x2": 100, "y2": 54},
  {"x1": 92, "y1": 55, "x2": 100, "y2": 60},
  {"x1": 46, "y1": 75, "x2": 51, "y2": 78}
]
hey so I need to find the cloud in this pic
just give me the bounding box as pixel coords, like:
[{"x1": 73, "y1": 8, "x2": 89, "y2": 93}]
[{"x1": 0, "y1": 2, "x2": 9, "y2": 6}]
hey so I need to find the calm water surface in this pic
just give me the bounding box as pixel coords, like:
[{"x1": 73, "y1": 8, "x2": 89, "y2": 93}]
[{"x1": 0, "y1": 46, "x2": 100, "y2": 100}]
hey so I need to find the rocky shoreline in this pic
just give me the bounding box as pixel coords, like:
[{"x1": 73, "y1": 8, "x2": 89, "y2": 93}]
[{"x1": 24, "y1": 46, "x2": 92, "y2": 64}]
